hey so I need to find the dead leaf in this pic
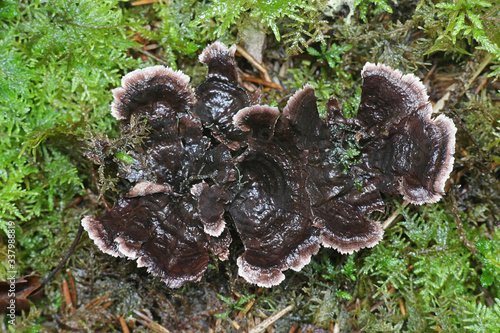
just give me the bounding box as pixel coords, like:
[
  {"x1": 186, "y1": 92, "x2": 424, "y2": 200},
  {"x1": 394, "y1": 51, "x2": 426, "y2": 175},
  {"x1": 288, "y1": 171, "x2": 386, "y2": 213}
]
[{"x1": 0, "y1": 274, "x2": 43, "y2": 312}]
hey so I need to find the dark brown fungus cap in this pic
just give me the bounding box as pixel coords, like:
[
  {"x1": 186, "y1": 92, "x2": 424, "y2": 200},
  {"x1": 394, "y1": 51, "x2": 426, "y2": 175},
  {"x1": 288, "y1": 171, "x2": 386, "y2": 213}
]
[
  {"x1": 193, "y1": 42, "x2": 255, "y2": 149},
  {"x1": 191, "y1": 181, "x2": 232, "y2": 237},
  {"x1": 307, "y1": 64, "x2": 456, "y2": 253},
  {"x1": 83, "y1": 42, "x2": 457, "y2": 288},
  {"x1": 230, "y1": 94, "x2": 320, "y2": 287},
  {"x1": 228, "y1": 147, "x2": 320, "y2": 287},
  {"x1": 83, "y1": 195, "x2": 213, "y2": 288},
  {"x1": 307, "y1": 165, "x2": 385, "y2": 254},
  {"x1": 233, "y1": 105, "x2": 280, "y2": 141},
  {"x1": 83, "y1": 62, "x2": 235, "y2": 288},
  {"x1": 276, "y1": 85, "x2": 331, "y2": 150},
  {"x1": 273, "y1": 86, "x2": 384, "y2": 255},
  {"x1": 110, "y1": 65, "x2": 204, "y2": 186},
  {"x1": 358, "y1": 63, "x2": 456, "y2": 204},
  {"x1": 111, "y1": 66, "x2": 194, "y2": 136},
  {"x1": 272, "y1": 87, "x2": 385, "y2": 254}
]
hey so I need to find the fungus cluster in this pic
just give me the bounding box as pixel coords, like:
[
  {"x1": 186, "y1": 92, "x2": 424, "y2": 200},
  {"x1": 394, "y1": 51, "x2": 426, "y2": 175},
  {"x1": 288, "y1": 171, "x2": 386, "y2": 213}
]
[{"x1": 82, "y1": 42, "x2": 456, "y2": 288}]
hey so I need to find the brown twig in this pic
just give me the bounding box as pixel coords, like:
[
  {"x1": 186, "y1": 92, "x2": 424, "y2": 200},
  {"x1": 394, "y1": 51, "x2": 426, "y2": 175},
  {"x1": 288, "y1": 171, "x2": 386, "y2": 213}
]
[
  {"x1": 135, "y1": 47, "x2": 170, "y2": 66},
  {"x1": 241, "y1": 75, "x2": 283, "y2": 90},
  {"x1": 133, "y1": 310, "x2": 172, "y2": 333},
  {"x1": 235, "y1": 44, "x2": 277, "y2": 88},
  {"x1": 249, "y1": 305, "x2": 294, "y2": 333},
  {"x1": 132, "y1": 0, "x2": 160, "y2": 5},
  {"x1": 85, "y1": 291, "x2": 111, "y2": 310},
  {"x1": 118, "y1": 316, "x2": 131, "y2": 333},
  {"x1": 62, "y1": 279, "x2": 74, "y2": 312},
  {"x1": 41, "y1": 224, "x2": 84, "y2": 289},
  {"x1": 67, "y1": 269, "x2": 77, "y2": 307},
  {"x1": 422, "y1": 63, "x2": 437, "y2": 84}
]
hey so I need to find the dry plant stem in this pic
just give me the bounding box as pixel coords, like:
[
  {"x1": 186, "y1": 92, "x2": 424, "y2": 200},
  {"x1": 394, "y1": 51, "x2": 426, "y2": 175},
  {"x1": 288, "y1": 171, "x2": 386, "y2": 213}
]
[
  {"x1": 118, "y1": 316, "x2": 130, "y2": 333},
  {"x1": 145, "y1": 321, "x2": 171, "y2": 332},
  {"x1": 40, "y1": 224, "x2": 84, "y2": 289},
  {"x1": 249, "y1": 304, "x2": 294, "y2": 333},
  {"x1": 432, "y1": 83, "x2": 457, "y2": 114},
  {"x1": 241, "y1": 75, "x2": 283, "y2": 90},
  {"x1": 399, "y1": 298, "x2": 406, "y2": 316},
  {"x1": 135, "y1": 47, "x2": 170, "y2": 66},
  {"x1": 230, "y1": 319, "x2": 240, "y2": 330},
  {"x1": 370, "y1": 300, "x2": 385, "y2": 312},
  {"x1": 238, "y1": 297, "x2": 255, "y2": 318},
  {"x1": 382, "y1": 200, "x2": 409, "y2": 230},
  {"x1": 132, "y1": 0, "x2": 159, "y2": 5},
  {"x1": 133, "y1": 310, "x2": 172, "y2": 333},
  {"x1": 289, "y1": 322, "x2": 299, "y2": 333},
  {"x1": 422, "y1": 63, "x2": 437, "y2": 84},
  {"x1": 235, "y1": 44, "x2": 273, "y2": 84},
  {"x1": 85, "y1": 291, "x2": 111, "y2": 310},
  {"x1": 62, "y1": 279, "x2": 73, "y2": 312},
  {"x1": 67, "y1": 269, "x2": 77, "y2": 306},
  {"x1": 466, "y1": 53, "x2": 492, "y2": 90},
  {"x1": 475, "y1": 76, "x2": 489, "y2": 95}
]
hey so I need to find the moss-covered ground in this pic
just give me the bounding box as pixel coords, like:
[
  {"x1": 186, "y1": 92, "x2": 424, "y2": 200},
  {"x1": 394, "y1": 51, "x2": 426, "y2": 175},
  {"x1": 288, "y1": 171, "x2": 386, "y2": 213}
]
[{"x1": 1, "y1": 0, "x2": 499, "y2": 331}]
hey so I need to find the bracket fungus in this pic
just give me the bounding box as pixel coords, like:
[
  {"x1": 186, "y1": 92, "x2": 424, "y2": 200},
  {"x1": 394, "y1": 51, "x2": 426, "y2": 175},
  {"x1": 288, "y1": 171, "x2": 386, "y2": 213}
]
[{"x1": 82, "y1": 42, "x2": 456, "y2": 288}]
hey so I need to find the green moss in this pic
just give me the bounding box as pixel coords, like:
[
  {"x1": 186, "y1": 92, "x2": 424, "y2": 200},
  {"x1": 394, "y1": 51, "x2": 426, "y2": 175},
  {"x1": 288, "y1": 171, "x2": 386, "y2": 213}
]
[
  {"x1": 354, "y1": 0, "x2": 393, "y2": 22},
  {"x1": 0, "y1": 0, "x2": 141, "y2": 279},
  {"x1": 215, "y1": 293, "x2": 255, "y2": 319}
]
